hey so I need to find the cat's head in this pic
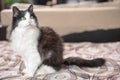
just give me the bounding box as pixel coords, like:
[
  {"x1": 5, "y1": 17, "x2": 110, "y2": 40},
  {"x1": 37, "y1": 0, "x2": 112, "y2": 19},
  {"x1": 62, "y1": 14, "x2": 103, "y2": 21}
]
[{"x1": 12, "y1": 5, "x2": 38, "y2": 30}]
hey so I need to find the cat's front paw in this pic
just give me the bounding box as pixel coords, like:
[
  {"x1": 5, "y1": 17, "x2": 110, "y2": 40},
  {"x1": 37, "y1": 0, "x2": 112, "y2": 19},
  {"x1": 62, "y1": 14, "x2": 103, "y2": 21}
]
[
  {"x1": 22, "y1": 69, "x2": 34, "y2": 78},
  {"x1": 21, "y1": 69, "x2": 27, "y2": 75},
  {"x1": 23, "y1": 74, "x2": 33, "y2": 79}
]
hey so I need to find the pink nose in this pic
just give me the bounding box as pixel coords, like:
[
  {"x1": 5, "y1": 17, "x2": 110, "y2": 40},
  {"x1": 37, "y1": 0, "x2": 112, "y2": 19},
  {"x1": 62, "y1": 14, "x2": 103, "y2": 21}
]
[{"x1": 29, "y1": 21, "x2": 32, "y2": 24}]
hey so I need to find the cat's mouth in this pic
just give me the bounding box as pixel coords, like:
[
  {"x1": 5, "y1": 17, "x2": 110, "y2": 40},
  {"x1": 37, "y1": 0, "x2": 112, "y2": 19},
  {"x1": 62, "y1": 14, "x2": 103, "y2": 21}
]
[
  {"x1": 27, "y1": 23, "x2": 36, "y2": 28},
  {"x1": 28, "y1": 24, "x2": 32, "y2": 26},
  {"x1": 28, "y1": 23, "x2": 34, "y2": 26}
]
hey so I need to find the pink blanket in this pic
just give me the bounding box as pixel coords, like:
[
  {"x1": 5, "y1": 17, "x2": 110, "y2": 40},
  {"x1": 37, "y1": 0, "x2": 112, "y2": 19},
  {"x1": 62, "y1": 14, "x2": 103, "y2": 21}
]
[{"x1": 0, "y1": 41, "x2": 120, "y2": 80}]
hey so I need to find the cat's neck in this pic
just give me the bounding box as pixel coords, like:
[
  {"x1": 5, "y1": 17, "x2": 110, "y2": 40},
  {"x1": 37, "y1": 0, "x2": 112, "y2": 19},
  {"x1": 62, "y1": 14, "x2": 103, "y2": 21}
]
[
  {"x1": 10, "y1": 24, "x2": 40, "y2": 44},
  {"x1": 10, "y1": 25, "x2": 40, "y2": 53}
]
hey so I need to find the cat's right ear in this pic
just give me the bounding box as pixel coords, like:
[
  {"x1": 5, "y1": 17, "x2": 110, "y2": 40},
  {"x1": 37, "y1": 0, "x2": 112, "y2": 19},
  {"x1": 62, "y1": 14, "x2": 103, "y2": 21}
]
[{"x1": 13, "y1": 7, "x2": 20, "y2": 17}]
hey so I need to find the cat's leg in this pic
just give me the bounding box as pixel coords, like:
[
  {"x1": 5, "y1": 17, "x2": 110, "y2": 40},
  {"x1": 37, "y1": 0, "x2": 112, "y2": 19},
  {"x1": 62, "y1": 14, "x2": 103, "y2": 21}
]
[
  {"x1": 22, "y1": 51, "x2": 41, "y2": 77},
  {"x1": 22, "y1": 57, "x2": 41, "y2": 77},
  {"x1": 36, "y1": 64, "x2": 57, "y2": 75}
]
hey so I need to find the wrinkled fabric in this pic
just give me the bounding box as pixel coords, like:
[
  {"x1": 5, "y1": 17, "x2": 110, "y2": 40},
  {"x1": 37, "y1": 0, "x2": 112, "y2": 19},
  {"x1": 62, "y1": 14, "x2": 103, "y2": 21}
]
[{"x1": 0, "y1": 41, "x2": 120, "y2": 80}]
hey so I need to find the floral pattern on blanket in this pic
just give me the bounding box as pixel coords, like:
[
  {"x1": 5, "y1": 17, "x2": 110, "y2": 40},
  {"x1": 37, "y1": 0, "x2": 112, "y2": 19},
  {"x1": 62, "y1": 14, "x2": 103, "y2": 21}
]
[{"x1": 0, "y1": 41, "x2": 120, "y2": 80}]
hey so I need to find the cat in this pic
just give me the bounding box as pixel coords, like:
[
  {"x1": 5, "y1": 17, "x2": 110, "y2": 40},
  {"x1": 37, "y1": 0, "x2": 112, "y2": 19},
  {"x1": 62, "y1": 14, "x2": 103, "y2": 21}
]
[{"x1": 10, "y1": 5, "x2": 105, "y2": 78}]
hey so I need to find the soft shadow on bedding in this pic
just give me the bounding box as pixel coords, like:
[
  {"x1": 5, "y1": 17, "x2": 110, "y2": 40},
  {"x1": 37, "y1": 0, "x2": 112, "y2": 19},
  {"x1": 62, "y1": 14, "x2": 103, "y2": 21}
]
[
  {"x1": 0, "y1": 27, "x2": 6, "y2": 41},
  {"x1": 62, "y1": 28, "x2": 120, "y2": 43}
]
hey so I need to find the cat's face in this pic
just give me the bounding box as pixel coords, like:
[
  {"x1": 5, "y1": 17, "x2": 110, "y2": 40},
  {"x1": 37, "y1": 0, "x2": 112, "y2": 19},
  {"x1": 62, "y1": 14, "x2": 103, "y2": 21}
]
[{"x1": 12, "y1": 5, "x2": 38, "y2": 30}]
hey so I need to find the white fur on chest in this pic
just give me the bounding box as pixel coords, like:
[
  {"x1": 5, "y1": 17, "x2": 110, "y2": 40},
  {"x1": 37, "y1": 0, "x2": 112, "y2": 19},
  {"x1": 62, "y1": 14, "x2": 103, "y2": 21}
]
[
  {"x1": 10, "y1": 26, "x2": 42, "y2": 76},
  {"x1": 10, "y1": 26, "x2": 40, "y2": 54}
]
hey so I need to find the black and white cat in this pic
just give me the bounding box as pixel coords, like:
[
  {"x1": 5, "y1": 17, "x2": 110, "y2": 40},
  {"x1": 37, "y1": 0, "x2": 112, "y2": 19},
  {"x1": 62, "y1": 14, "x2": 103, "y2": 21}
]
[{"x1": 10, "y1": 5, "x2": 105, "y2": 78}]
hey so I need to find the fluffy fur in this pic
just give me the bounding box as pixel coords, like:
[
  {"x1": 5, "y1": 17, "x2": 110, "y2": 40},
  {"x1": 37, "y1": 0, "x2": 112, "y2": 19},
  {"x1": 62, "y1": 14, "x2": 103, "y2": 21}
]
[
  {"x1": 10, "y1": 5, "x2": 105, "y2": 78},
  {"x1": 10, "y1": 5, "x2": 41, "y2": 77}
]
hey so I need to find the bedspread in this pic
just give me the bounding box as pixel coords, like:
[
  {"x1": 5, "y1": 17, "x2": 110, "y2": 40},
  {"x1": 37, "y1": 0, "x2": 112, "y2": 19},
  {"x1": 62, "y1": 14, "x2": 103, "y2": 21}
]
[{"x1": 0, "y1": 41, "x2": 120, "y2": 80}]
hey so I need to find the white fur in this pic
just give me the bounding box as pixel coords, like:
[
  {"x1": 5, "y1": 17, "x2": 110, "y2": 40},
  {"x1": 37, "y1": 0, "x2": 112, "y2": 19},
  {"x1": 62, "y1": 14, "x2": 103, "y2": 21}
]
[
  {"x1": 10, "y1": 12, "x2": 41, "y2": 77},
  {"x1": 45, "y1": 51, "x2": 52, "y2": 60},
  {"x1": 36, "y1": 64, "x2": 56, "y2": 75}
]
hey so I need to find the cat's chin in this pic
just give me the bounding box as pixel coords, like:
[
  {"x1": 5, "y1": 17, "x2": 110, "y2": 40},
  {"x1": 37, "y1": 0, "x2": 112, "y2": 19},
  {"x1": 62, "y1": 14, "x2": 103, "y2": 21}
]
[{"x1": 25, "y1": 25, "x2": 37, "y2": 29}]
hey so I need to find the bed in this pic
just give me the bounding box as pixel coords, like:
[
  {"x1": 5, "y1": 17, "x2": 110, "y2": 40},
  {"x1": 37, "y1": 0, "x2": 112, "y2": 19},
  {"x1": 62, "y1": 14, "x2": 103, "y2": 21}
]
[
  {"x1": 0, "y1": 41, "x2": 120, "y2": 80},
  {"x1": 1, "y1": 1, "x2": 120, "y2": 79}
]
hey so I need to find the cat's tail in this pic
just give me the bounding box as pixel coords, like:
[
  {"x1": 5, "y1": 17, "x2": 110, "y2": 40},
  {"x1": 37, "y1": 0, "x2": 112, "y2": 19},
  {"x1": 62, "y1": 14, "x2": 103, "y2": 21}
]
[{"x1": 63, "y1": 57, "x2": 105, "y2": 67}]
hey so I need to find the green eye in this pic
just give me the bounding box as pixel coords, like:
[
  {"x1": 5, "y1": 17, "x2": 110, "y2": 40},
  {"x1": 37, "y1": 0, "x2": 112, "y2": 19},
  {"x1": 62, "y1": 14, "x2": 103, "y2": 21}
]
[
  {"x1": 30, "y1": 16, "x2": 33, "y2": 19},
  {"x1": 21, "y1": 17, "x2": 26, "y2": 20}
]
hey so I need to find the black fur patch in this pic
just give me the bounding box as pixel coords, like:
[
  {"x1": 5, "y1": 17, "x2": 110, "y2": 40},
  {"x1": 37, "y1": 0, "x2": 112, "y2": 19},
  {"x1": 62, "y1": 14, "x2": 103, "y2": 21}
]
[
  {"x1": 38, "y1": 27, "x2": 64, "y2": 70},
  {"x1": 64, "y1": 57, "x2": 105, "y2": 67}
]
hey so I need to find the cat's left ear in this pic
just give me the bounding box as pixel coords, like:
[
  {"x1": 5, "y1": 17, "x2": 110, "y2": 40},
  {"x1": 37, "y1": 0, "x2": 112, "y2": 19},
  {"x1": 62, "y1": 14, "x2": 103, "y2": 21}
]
[
  {"x1": 13, "y1": 6, "x2": 20, "y2": 17},
  {"x1": 28, "y1": 5, "x2": 33, "y2": 13}
]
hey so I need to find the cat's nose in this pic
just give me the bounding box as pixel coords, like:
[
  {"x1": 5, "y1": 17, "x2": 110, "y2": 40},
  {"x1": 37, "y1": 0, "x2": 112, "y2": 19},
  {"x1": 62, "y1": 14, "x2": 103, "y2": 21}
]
[{"x1": 29, "y1": 21, "x2": 32, "y2": 24}]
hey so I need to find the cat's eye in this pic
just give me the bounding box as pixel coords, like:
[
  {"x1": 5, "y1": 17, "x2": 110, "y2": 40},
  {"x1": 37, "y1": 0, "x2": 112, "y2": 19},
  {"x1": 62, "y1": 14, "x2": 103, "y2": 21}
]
[
  {"x1": 21, "y1": 17, "x2": 26, "y2": 20},
  {"x1": 30, "y1": 16, "x2": 33, "y2": 19}
]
